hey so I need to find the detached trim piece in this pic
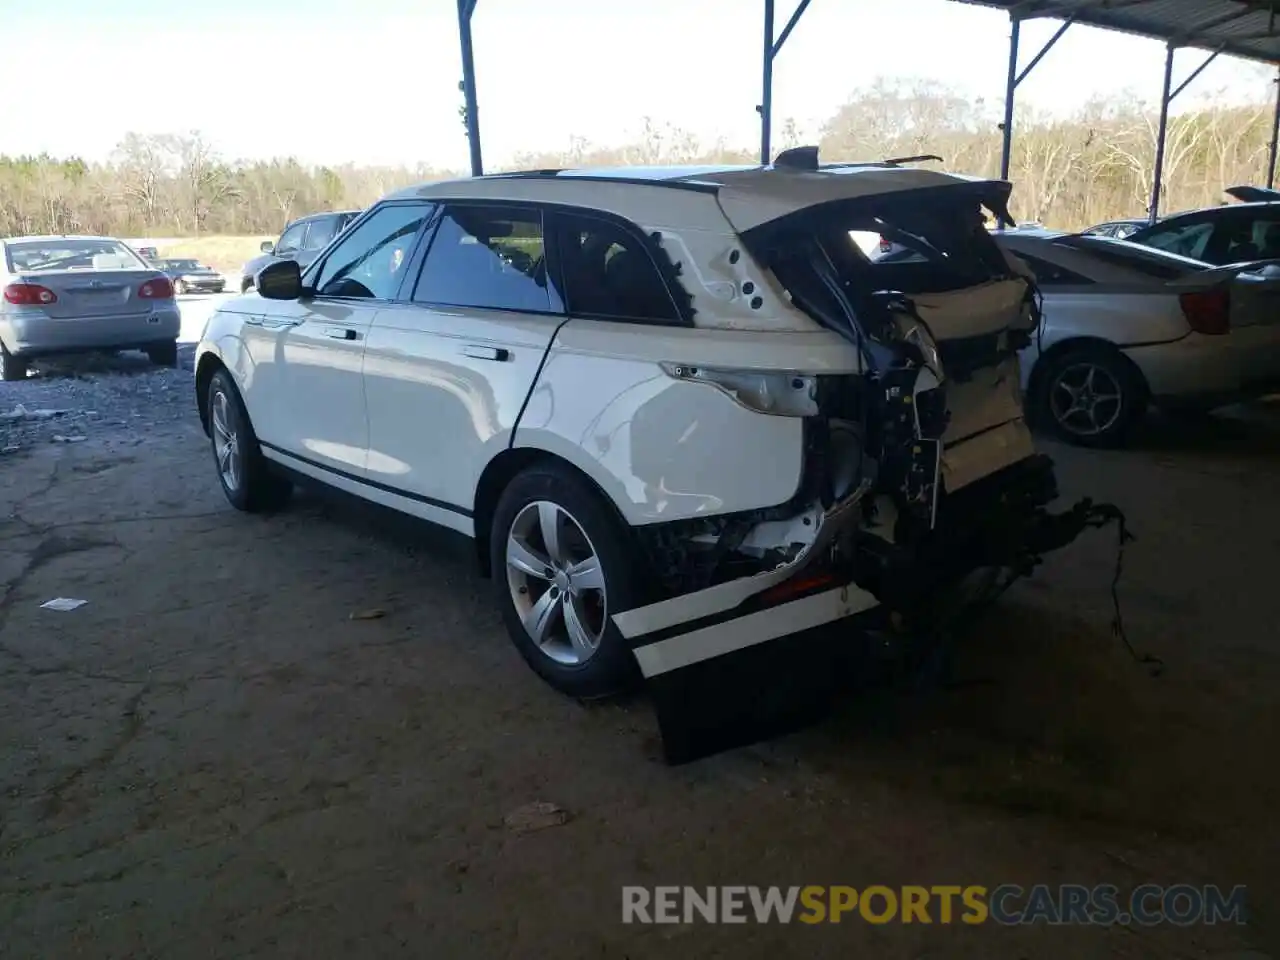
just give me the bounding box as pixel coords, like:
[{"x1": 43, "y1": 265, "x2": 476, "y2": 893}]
[{"x1": 626, "y1": 582, "x2": 880, "y2": 679}]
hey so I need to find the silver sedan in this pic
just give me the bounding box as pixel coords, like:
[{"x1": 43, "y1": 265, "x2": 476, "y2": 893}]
[
  {"x1": 994, "y1": 229, "x2": 1280, "y2": 446},
  {"x1": 1, "y1": 235, "x2": 182, "y2": 381}
]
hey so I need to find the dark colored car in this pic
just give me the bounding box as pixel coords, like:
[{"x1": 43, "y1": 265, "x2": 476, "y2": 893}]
[
  {"x1": 160, "y1": 258, "x2": 225, "y2": 295},
  {"x1": 1125, "y1": 200, "x2": 1280, "y2": 265},
  {"x1": 1081, "y1": 218, "x2": 1148, "y2": 240},
  {"x1": 240, "y1": 210, "x2": 361, "y2": 293}
]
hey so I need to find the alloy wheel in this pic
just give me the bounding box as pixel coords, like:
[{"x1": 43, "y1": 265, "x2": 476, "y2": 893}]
[
  {"x1": 505, "y1": 500, "x2": 608, "y2": 665},
  {"x1": 1049, "y1": 362, "x2": 1123, "y2": 438},
  {"x1": 211, "y1": 390, "x2": 242, "y2": 491}
]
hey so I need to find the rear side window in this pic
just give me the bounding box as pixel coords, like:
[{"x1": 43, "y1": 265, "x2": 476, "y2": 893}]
[
  {"x1": 413, "y1": 205, "x2": 561, "y2": 314},
  {"x1": 1139, "y1": 220, "x2": 1213, "y2": 260},
  {"x1": 552, "y1": 212, "x2": 679, "y2": 324}
]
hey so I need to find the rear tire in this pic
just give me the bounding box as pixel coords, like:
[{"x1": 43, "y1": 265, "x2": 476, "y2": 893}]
[
  {"x1": 146, "y1": 341, "x2": 179, "y2": 368},
  {"x1": 1, "y1": 343, "x2": 28, "y2": 382},
  {"x1": 489, "y1": 463, "x2": 641, "y2": 699},
  {"x1": 1031, "y1": 344, "x2": 1146, "y2": 448},
  {"x1": 206, "y1": 368, "x2": 292, "y2": 513}
]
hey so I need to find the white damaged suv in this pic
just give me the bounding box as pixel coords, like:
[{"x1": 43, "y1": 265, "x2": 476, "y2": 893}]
[{"x1": 195, "y1": 150, "x2": 1114, "y2": 704}]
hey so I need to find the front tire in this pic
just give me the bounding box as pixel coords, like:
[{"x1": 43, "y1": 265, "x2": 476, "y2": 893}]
[
  {"x1": 1032, "y1": 344, "x2": 1147, "y2": 448},
  {"x1": 206, "y1": 368, "x2": 292, "y2": 512},
  {"x1": 490, "y1": 463, "x2": 641, "y2": 699}
]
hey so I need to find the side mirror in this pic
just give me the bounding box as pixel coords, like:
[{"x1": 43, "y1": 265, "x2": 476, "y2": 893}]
[
  {"x1": 257, "y1": 259, "x2": 303, "y2": 300},
  {"x1": 260, "y1": 240, "x2": 275, "y2": 254}
]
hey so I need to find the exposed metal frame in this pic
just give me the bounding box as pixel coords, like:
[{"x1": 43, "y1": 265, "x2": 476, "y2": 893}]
[{"x1": 455, "y1": 0, "x2": 1280, "y2": 205}]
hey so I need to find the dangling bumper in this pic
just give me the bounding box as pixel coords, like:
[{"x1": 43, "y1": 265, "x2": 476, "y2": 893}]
[{"x1": 614, "y1": 453, "x2": 1125, "y2": 763}]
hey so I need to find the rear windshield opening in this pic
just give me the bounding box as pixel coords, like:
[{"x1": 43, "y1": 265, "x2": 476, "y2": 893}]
[
  {"x1": 746, "y1": 192, "x2": 1019, "y2": 338},
  {"x1": 6, "y1": 239, "x2": 144, "y2": 273}
]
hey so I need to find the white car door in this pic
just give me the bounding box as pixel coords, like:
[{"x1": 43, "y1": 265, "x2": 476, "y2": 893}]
[
  {"x1": 241, "y1": 202, "x2": 434, "y2": 480},
  {"x1": 361, "y1": 203, "x2": 567, "y2": 531}
]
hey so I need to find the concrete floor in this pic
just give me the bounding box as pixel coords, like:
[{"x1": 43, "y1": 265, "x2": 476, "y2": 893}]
[{"x1": 1, "y1": 390, "x2": 1278, "y2": 959}]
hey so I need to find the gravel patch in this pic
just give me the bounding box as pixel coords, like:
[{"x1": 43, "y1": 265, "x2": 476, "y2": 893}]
[{"x1": 0, "y1": 346, "x2": 198, "y2": 456}]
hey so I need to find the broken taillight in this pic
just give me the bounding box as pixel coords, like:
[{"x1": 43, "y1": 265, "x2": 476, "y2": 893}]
[{"x1": 1178, "y1": 287, "x2": 1230, "y2": 335}]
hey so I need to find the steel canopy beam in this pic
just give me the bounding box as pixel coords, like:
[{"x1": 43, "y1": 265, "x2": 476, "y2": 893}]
[
  {"x1": 758, "y1": 0, "x2": 814, "y2": 164},
  {"x1": 457, "y1": 0, "x2": 483, "y2": 176},
  {"x1": 998, "y1": 13, "x2": 1074, "y2": 225},
  {"x1": 1149, "y1": 45, "x2": 1223, "y2": 222}
]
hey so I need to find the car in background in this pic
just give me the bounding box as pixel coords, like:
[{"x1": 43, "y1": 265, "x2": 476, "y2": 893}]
[
  {"x1": 160, "y1": 258, "x2": 226, "y2": 295},
  {"x1": 994, "y1": 228, "x2": 1280, "y2": 446},
  {"x1": 135, "y1": 245, "x2": 160, "y2": 264},
  {"x1": 194, "y1": 161, "x2": 1113, "y2": 716},
  {"x1": 1223, "y1": 184, "x2": 1280, "y2": 203},
  {"x1": 1081, "y1": 218, "x2": 1147, "y2": 240},
  {"x1": 239, "y1": 210, "x2": 361, "y2": 293},
  {"x1": 1124, "y1": 200, "x2": 1280, "y2": 265},
  {"x1": 1, "y1": 235, "x2": 180, "y2": 381}
]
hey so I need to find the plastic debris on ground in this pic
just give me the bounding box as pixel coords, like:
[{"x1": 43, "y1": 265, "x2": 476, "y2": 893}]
[{"x1": 40, "y1": 598, "x2": 89, "y2": 611}]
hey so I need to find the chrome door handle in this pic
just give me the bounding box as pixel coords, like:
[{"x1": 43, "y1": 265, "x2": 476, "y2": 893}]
[
  {"x1": 261, "y1": 318, "x2": 304, "y2": 330},
  {"x1": 461, "y1": 344, "x2": 509, "y2": 361},
  {"x1": 325, "y1": 328, "x2": 359, "y2": 341},
  {"x1": 243, "y1": 316, "x2": 265, "y2": 327}
]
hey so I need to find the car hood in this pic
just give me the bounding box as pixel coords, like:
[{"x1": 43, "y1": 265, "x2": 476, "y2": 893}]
[{"x1": 241, "y1": 253, "x2": 277, "y2": 276}]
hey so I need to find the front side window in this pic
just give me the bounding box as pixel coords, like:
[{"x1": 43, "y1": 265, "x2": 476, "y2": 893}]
[
  {"x1": 553, "y1": 212, "x2": 678, "y2": 323},
  {"x1": 276, "y1": 222, "x2": 308, "y2": 254},
  {"x1": 311, "y1": 202, "x2": 432, "y2": 300},
  {"x1": 413, "y1": 204, "x2": 560, "y2": 314},
  {"x1": 303, "y1": 216, "x2": 340, "y2": 251}
]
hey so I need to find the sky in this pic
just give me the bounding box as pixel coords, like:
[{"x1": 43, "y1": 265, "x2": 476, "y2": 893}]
[{"x1": 1, "y1": 0, "x2": 1275, "y2": 170}]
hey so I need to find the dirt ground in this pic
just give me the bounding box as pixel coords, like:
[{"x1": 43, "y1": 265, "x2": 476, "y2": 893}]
[{"x1": 1, "y1": 362, "x2": 1278, "y2": 959}]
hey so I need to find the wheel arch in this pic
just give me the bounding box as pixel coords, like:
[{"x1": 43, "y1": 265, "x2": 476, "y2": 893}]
[
  {"x1": 1026, "y1": 336, "x2": 1151, "y2": 408},
  {"x1": 194, "y1": 352, "x2": 228, "y2": 436},
  {"x1": 471, "y1": 446, "x2": 634, "y2": 579}
]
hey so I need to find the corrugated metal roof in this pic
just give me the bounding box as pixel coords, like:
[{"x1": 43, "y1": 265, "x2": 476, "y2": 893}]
[{"x1": 962, "y1": 0, "x2": 1280, "y2": 64}]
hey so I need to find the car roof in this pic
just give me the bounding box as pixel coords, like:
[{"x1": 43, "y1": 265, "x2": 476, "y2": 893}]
[
  {"x1": 292, "y1": 209, "x2": 361, "y2": 223},
  {"x1": 3, "y1": 234, "x2": 122, "y2": 244},
  {"x1": 385, "y1": 163, "x2": 1002, "y2": 233}
]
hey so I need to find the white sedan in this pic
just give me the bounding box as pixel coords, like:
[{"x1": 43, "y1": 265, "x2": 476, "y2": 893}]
[
  {"x1": 994, "y1": 229, "x2": 1280, "y2": 446},
  {"x1": 193, "y1": 158, "x2": 1116, "y2": 713}
]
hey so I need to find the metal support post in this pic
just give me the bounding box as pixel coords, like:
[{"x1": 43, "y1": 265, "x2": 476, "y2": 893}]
[
  {"x1": 1268, "y1": 68, "x2": 1280, "y2": 189},
  {"x1": 1150, "y1": 45, "x2": 1221, "y2": 221},
  {"x1": 457, "y1": 0, "x2": 483, "y2": 177},
  {"x1": 1149, "y1": 45, "x2": 1175, "y2": 223},
  {"x1": 758, "y1": 0, "x2": 814, "y2": 164},
  {"x1": 997, "y1": 15, "x2": 1072, "y2": 226}
]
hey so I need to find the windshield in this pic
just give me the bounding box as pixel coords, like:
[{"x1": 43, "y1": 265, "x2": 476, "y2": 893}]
[
  {"x1": 6, "y1": 238, "x2": 146, "y2": 273},
  {"x1": 167, "y1": 259, "x2": 201, "y2": 270}
]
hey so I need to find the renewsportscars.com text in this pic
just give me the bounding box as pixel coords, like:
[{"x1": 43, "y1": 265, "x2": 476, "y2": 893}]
[{"x1": 621, "y1": 884, "x2": 1248, "y2": 926}]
